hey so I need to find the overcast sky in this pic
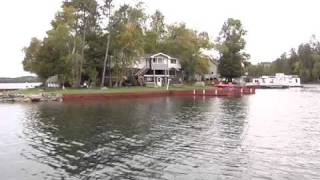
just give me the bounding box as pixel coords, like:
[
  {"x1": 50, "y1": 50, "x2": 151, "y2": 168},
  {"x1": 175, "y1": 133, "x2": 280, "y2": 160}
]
[{"x1": 0, "y1": 0, "x2": 320, "y2": 77}]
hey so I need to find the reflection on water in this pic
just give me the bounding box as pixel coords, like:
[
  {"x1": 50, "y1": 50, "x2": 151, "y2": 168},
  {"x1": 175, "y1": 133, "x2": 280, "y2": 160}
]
[{"x1": 1, "y1": 85, "x2": 320, "y2": 179}]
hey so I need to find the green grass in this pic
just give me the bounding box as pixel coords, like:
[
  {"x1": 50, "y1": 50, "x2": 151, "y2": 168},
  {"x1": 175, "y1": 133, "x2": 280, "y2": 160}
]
[{"x1": 17, "y1": 85, "x2": 213, "y2": 95}]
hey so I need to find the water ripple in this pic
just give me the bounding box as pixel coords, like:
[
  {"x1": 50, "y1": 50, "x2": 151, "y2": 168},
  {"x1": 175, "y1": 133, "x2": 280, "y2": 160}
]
[{"x1": 0, "y1": 86, "x2": 320, "y2": 179}]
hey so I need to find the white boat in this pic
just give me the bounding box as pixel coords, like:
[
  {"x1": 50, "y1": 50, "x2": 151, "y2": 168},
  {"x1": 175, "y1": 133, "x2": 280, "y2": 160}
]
[{"x1": 251, "y1": 73, "x2": 302, "y2": 88}]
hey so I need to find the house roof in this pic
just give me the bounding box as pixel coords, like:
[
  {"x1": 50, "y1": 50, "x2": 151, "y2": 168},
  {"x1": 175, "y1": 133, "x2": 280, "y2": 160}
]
[
  {"x1": 210, "y1": 59, "x2": 218, "y2": 65},
  {"x1": 46, "y1": 75, "x2": 59, "y2": 83},
  {"x1": 144, "y1": 52, "x2": 175, "y2": 59}
]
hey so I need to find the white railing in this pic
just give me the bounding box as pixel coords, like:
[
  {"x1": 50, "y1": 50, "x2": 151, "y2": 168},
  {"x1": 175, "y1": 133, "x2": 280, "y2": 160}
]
[{"x1": 151, "y1": 63, "x2": 168, "y2": 70}]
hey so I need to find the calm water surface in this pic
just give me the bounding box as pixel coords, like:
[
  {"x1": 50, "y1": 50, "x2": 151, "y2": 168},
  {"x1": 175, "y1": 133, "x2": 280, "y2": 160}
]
[{"x1": 1, "y1": 85, "x2": 320, "y2": 179}]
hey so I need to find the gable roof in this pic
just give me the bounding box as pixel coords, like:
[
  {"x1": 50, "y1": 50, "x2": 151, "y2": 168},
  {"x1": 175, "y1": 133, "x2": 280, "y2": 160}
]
[{"x1": 149, "y1": 52, "x2": 172, "y2": 59}]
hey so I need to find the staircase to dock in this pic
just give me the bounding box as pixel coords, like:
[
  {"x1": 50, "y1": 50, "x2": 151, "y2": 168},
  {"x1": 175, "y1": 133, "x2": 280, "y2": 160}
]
[
  {"x1": 135, "y1": 66, "x2": 149, "y2": 76},
  {"x1": 135, "y1": 66, "x2": 149, "y2": 86}
]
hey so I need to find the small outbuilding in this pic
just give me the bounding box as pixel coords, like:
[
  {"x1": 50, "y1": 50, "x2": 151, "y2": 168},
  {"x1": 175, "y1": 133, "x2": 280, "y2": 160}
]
[{"x1": 46, "y1": 75, "x2": 60, "y2": 88}]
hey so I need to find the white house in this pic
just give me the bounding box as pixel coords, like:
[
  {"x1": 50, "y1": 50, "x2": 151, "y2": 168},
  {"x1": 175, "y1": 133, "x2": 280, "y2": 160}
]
[
  {"x1": 46, "y1": 75, "x2": 60, "y2": 88},
  {"x1": 194, "y1": 59, "x2": 219, "y2": 81},
  {"x1": 133, "y1": 53, "x2": 182, "y2": 87},
  {"x1": 204, "y1": 59, "x2": 219, "y2": 80}
]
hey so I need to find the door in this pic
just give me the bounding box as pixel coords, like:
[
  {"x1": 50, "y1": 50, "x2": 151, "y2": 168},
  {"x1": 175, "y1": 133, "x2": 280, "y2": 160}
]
[{"x1": 157, "y1": 77, "x2": 163, "y2": 87}]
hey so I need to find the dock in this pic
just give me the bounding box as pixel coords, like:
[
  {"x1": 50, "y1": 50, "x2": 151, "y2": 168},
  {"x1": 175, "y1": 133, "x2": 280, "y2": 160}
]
[{"x1": 63, "y1": 86, "x2": 256, "y2": 101}]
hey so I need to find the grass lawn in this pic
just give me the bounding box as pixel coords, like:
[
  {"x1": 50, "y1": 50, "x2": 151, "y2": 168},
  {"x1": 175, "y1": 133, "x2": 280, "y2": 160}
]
[{"x1": 17, "y1": 85, "x2": 213, "y2": 95}]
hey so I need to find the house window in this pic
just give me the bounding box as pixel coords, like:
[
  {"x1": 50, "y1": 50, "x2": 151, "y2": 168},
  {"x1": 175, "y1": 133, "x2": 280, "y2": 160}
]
[
  {"x1": 157, "y1": 58, "x2": 164, "y2": 64},
  {"x1": 170, "y1": 59, "x2": 177, "y2": 64},
  {"x1": 152, "y1": 58, "x2": 156, "y2": 63}
]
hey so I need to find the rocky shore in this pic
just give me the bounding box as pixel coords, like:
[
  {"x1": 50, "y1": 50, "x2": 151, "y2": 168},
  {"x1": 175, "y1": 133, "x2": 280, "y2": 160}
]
[{"x1": 0, "y1": 92, "x2": 63, "y2": 103}]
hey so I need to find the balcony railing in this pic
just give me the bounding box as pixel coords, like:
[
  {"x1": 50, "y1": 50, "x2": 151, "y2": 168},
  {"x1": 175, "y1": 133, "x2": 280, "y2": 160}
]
[{"x1": 151, "y1": 63, "x2": 168, "y2": 70}]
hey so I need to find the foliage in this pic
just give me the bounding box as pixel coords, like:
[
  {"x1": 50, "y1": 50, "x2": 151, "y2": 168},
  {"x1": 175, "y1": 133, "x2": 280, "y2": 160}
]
[
  {"x1": 161, "y1": 24, "x2": 213, "y2": 80},
  {"x1": 143, "y1": 10, "x2": 165, "y2": 54},
  {"x1": 110, "y1": 3, "x2": 146, "y2": 86},
  {"x1": 23, "y1": 1, "x2": 215, "y2": 86},
  {"x1": 22, "y1": 38, "x2": 42, "y2": 75},
  {"x1": 216, "y1": 18, "x2": 248, "y2": 81},
  {"x1": 248, "y1": 36, "x2": 320, "y2": 82},
  {"x1": 194, "y1": 56, "x2": 210, "y2": 75}
]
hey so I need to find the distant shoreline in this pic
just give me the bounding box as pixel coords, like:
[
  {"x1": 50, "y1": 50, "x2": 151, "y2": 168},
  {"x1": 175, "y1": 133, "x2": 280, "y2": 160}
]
[{"x1": 0, "y1": 76, "x2": 40, "y2": 83}]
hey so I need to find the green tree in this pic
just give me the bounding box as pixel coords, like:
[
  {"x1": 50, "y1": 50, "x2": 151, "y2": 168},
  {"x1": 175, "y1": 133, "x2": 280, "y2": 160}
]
[
  {"x1": 144, "y1": 10, "x2": 165, "y2": 54},
  {"x1": 110, "y1": 3, "x2": 146, "y2": 86},
  {"x1": 248, "y1": 35, "x2": 320, "y2": 83},
  {"x1": 22, "y1": 38, "x2": 42, "y2": 75},
  {"x1": 50, "y1": 5, "x2": 80, "y2": 86},
  {"x1": 65, "y1": 0, "x2": 100, "y2": 87},
  {"x1": 161, "y1": 24, "x2": 212, "y2": 80},
  {"x1": 23, "y1": 6, "x2": 77, "y2": 83},
  {"x1": 150, "y1": 10, "x2": 165, "y2": 35},
  {"x1": 312, "y1": 55, "x2": 320, "y2": 81},
  {"x1": 23, "y1": 0, "x2": 220, "y2": 86},
  {"x1": 216, "y1": 18, "x2": 248, "y2": 82},
  {"x1": 194, "y1": 56, "x2": 210, "y2": 76}
]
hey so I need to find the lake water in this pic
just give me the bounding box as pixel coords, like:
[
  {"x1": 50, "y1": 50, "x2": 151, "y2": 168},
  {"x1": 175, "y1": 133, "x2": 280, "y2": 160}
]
[{"x1": 1, "y1": 85, "x2": 320, "y2": 179}]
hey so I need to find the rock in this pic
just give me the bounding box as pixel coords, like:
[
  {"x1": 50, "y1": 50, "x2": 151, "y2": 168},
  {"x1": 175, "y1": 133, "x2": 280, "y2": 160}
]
[
  {"x1": 41, "y1": 92, "x2": 49, "y2": 98},
  {"x1": 0, "y1": 92, "x2": 63, "y2": 103},
  {"x1": 29, "y1": 95, "x2": 42, "y2": 102},
  {"x1": 15, "y1": 93, "x2": 25, "y2": 98},
  {"x1": 57, "y1": 97, "x2": 63, "y2": 102},
  {"x1": 1, "y1": 98, "x2": 14, "y2": 102},
  {"x1": 8, "y1": 93, "x2": 15, "y2": 98},
  {"x1": 23, "y1": 98, "x2": 32, "y2": 103},
  {"x1": 1, "y1": 93, "x2": 9, "y2": 98}
]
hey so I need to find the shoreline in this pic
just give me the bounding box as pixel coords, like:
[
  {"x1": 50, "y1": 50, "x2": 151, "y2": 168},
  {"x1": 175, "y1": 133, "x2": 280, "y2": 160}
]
[{"x1": 0, "y1": 86, "x2": 255, "y2": 103}]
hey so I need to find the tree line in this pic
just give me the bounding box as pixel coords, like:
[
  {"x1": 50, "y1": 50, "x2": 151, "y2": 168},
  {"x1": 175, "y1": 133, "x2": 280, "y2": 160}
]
[
  {"x1": 23, "y1": 0, "x2": 249, "y2": 87},
  {"x1": 248, "y1": 36, "x2": 320, "y2": 82}
]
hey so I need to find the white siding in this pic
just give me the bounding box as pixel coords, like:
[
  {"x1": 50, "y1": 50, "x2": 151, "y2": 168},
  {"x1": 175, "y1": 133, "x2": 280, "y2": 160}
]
[
  {"x1": 133, "y1": 53, "x2": 182, "y2": 70},
  {"x1": 168, "y1": 58, "x2": 181, "y2": 69}
]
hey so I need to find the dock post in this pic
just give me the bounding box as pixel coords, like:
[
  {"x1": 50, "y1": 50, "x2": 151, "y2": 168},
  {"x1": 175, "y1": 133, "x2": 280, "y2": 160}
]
[
  {"x1": 215, "y1": 89, "x2": 218, "y2": 96},
  {"x1": 203, "y1": 89, "x2": 205, "y2": 96},
  {"x1": 193, "y1": 89, "x2": 196, "y2": 96}
]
